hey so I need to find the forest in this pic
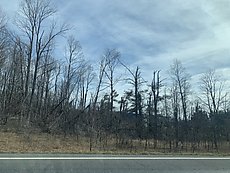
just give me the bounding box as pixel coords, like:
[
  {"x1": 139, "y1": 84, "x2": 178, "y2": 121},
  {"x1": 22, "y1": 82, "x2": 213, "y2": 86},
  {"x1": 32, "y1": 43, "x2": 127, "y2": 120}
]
[{"x1": 0, "y1": 0, "x2": 230, "y2": 153}]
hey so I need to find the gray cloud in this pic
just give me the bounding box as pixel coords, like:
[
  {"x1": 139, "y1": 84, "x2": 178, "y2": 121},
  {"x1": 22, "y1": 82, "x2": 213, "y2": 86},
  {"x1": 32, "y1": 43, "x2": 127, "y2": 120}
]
[{"x1": 1, "y1": 0, "x2": 230, "y2": 85}]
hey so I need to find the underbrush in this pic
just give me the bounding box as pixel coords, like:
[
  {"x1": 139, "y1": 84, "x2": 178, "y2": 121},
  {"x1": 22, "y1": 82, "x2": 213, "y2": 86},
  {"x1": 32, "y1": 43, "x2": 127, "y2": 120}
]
[{"x1": 0, "y1": 130, "x2": 229, "y2": 156}]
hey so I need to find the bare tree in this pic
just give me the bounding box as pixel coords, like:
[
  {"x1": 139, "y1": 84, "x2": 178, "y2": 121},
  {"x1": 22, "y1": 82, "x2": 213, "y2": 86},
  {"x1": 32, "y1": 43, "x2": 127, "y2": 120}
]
[
  {"x1": 104, "y1": 49, "x2": 120, "y2": 114},
  {"x1": 200, "y1": 69, "x2": 227, "y2": 114},
  {"x1": 16, "y1": 0, "x2": 68, "y2": 123},
  {"x1": 120, "y1": 62, "x2": 146, "y2": 139},
  {"x1": 169, "y1": 59, "x2": 190, "y2": 144},
  {"x1": 93, "y1": 56, "x2": 109, "y2": 107},
  {"x1": 0, "y1": 9, "x2": 8, "y2": 67},
  {"x1": 102, "y1": 49, "x2": 121, "y2": 144},
  {"x1": 79, "y1": 64, "x2": 95, "y2": 110},
  {"x1": 62, "y1": 36, "x2": 83, "y2": 103},
  {"x1": 88, "y1": 54, "x2": 109, "y2": 151},
  {"x1": 171, "y1": 83, "x2": 179, "y2": 149},
  {"x1": 0, "y1": 9, "x2": 11, "y2": 123},
  {"x1": 199, "y1": 69, "x2": 228, "y2": 150},
  {"x1": 150, "y1": 70, "x2": 163, "y2": 148}
]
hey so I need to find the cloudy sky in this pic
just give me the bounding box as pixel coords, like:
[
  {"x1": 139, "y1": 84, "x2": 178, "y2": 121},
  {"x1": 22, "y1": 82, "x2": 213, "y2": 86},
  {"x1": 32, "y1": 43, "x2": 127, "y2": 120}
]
[{"x1": 1, "y1": 0, "x2": 230, "y2": 88}]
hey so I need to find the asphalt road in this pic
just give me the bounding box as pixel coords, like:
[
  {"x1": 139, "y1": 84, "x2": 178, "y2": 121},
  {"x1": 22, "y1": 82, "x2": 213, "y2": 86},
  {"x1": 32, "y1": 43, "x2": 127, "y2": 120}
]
[{"x1": 0, "y1": 155, "x2": 229, "y2": 173}]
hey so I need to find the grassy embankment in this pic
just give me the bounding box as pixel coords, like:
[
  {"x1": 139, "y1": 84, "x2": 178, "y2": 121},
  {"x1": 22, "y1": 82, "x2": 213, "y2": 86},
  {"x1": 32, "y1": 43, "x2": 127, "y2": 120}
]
[
  {"x1": 0, "y1": 119, "x2": 229, "y2": 155},
  {"x1": 0, "y1": 130, "x2": 230, "y2": 156}
]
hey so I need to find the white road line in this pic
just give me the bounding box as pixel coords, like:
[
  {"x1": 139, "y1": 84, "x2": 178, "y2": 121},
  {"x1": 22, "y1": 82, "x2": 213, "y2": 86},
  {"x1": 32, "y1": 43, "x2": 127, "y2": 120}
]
[{"x1": 0, "y1": 157, "x2": 229, "y2": 160}]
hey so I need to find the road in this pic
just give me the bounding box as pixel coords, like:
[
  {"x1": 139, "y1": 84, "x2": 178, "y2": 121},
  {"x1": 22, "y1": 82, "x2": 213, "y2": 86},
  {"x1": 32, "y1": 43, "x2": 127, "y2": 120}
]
[{"x1": 0, "y1": 155, "x2": 229, "y2": 173}]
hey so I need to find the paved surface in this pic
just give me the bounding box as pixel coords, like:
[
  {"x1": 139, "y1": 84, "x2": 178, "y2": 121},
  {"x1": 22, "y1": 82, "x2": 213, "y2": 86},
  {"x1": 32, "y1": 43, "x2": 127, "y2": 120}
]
[{"x1": 0, "y1": 155, "x2": 229, "y2": 173}]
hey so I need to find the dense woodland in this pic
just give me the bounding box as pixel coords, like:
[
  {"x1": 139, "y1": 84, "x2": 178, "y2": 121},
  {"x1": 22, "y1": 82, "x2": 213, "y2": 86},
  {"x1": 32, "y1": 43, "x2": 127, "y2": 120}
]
[{"x1": 0, "y1": 0, "x2": 230, "y2": 153}]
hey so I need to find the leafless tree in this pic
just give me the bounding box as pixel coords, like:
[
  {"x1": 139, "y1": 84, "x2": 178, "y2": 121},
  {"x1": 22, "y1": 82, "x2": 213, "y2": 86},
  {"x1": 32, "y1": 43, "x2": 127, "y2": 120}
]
[
  {"x1": 79, "y1": 64, "x2": 95, "y2": 110},
  {"x1": 104, "y1": 49, "x2": 120, "y2": 114},
  {"x1": 150, "y1": 70, "x2": 163, "y2": 148},
  {"x1": 120, "y1": 62, "x2": 146, "y2": 138},
  {"x1": 16, "y1": 0, "x2": 68, "y2": 123},
  {"x1": 170, "y1": 59, "x2": 190, "y2": 121},
  {"x1": 62, "y1": 36, "x2": 83, "y2": 103},
  {"x1": 87, "y1": 53, "x2": 110, "y2": 151},
  {"x1": 199, "y1": 69, "x2": 228, "y2": 150},
  {"x1": 92, "y1": 55, "x2": 109, "y2": 108},
  {"x1": 199, "y1": 69, "x2": 227, "y2": 114},
  {"x1": 169, "y1": 59, "x2": 190, "y2": 144},
  {"x1": 0, "y1": 9, "x2": 8, "y2": 67},
  {"x1": 171, "y1": 83, "x2": 179, "y2": 149},
  {"x1": 0, "y1": 9, "x2": 12, "y2": 124}
]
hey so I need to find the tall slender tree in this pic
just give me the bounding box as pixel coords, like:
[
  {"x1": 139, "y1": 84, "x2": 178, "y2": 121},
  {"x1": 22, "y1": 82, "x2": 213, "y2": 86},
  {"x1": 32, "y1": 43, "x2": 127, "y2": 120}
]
[
  {"x1": 150, "y1": 70, "x2": 163, "y2": 148},
  {"x1": 169, "y1": 59, "x2": 190, "y2": 145},
  {"x1": 16, "y1": 0, "x2": 68, "y2": 124}
]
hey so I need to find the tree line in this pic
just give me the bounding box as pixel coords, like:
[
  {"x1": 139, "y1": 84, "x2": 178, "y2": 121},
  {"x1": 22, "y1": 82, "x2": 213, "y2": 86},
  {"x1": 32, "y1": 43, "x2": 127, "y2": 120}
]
[{"x1": 0, "y1": 0, "x2": 229, "y2": 152}]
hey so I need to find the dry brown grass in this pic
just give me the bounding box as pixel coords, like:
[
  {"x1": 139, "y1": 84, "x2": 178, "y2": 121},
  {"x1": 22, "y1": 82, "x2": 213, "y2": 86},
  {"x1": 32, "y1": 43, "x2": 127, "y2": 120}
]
[
  {"x1": 0, "y1": 131, "x2": 229, "y2": 156},
  {"x1": 0, "y1": 132, "x2": 92, "y2": 153}
]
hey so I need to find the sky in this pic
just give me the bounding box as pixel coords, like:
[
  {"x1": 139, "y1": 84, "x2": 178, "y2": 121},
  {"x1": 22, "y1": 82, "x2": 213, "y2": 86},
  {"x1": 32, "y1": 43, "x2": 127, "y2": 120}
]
[{"x1": 1, "y1": 0, "x2": 230, "y2": 92}]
